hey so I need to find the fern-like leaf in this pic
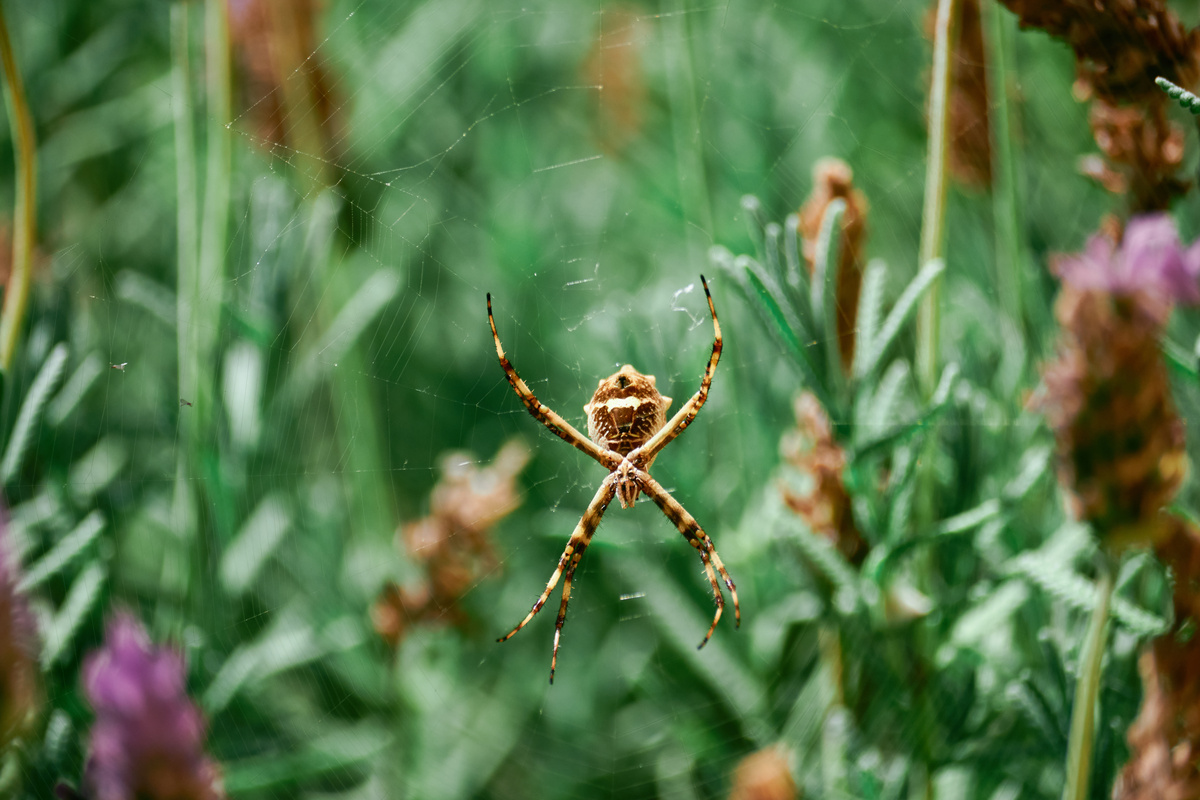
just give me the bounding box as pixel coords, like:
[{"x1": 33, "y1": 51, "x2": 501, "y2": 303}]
[
  {"x1": 1156, "y1": 76, "x2": 1200, "y2": 113},
  {"x1": 1, "y1": 343, "x2": 69, "y2": 484},
  {"x1": 857, "y1": 259, "x2": 945, "y2": 379}
]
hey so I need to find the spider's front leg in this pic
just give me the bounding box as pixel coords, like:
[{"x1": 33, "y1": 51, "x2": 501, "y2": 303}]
[
  {"x1": 497, "y1": 475, "x2": 617, "y2": 683},
  {"x1": 487, "y1": 293, "x2": 620, "y2": 471}
]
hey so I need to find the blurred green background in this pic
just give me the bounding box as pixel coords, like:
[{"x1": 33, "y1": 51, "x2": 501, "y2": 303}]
[{"x1": 5, "y1": 0, "x2": 1199, "y2": 797}]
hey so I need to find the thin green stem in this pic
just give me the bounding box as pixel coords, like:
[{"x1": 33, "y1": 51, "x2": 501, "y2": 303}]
[
  {"x1": 1062, "y1": 566, "x2": 1113, "y2": 800},
  {"x1": 173, "y1": 3, "x2": 198, "y2": 409},
  {"x1": 916, "y1": 0, "x2": 957, "y2": 396},
  {"x1": 986, "y1": 0, "x2": 1023, "y2": 329},
  {"x1": 195, "y1": 0, "x2": 231, "y2": 431},
  {"x1": 169, "y1": 2, "x2": 199, "y2": 637},
  {"x1": 0, "y1": 2, "x2": 37, "y2": 374}
]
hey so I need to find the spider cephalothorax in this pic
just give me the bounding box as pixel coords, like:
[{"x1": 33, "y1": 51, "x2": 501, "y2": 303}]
[{"x1": 487, "y1": 276, "x2": 739, "y2": 683}]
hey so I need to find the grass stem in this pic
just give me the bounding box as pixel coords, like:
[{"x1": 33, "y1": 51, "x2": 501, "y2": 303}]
[
  {"x1": 916, "y1": 0, "x2": 957, "y2": 396},
  {"x1": 1061, "y1": 566, "x2": 1113, "y2": 800},
  {"x1": 985, "y1": 0, "x2": 1023, "y2": 330},
  {"x1": 0, "y1": 3, "x2": 37, "y2": 375}
]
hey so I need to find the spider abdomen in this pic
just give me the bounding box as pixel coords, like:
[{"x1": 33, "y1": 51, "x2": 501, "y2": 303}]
[{"x1": 583, "y1": 364, "x2": 672, "y2": 457}]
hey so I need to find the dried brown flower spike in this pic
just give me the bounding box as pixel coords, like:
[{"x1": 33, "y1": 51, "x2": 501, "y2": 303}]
[
  {"x1": 1039, "y1": 215, "x2": 1198, "y2": 550},
  {"x1": 797, "y1": 158, "x2": 869, "y2": 370},
  {"x1": 728, "y1": 747, "x2": 798, "y2": 800},
  {"x1": 998, "y1": 0, "x2": 1198, "y2": 210},
  {"x1": 780, "y1": 392, "x2": 867, "y2": 565},
  {"x1": 1114, "y1": 520, "x2": 1200, "y2": 800},
  {"x1": 372, "y1": 440, "x2": 530, "y2": 646}
]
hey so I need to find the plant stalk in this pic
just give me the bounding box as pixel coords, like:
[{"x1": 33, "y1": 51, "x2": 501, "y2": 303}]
[
  {"x1": 916, "y1": 0, "x2": 957, "y2": 396},
  {"x1": 0, "y1": 3, "x2": 36, "y2": 374},
  {"x1": 173, "y1": 3, "x2": 198, "y2": 412},
  {"x1": 195, "y1": 0, "x2": 231, "y2": 431},
  {"x1": 1062, "y1": 566, "x2": 1113, "y2": 800},
  {"x1": 985, "y1": 0, "x2": 1023, "y2": 330}
]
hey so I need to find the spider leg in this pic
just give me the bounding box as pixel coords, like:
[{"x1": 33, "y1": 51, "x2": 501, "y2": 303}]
[
  {"x1": 497, "y1": 478, "x2": 617, "y2": 673},
  {"x1": 632, "y1": 275, "x2": 721, "y2": 467},
  {"x1": 550, "y1": 542, "x2": 589, "y2": 684},
  {"x1": 487, "y1": 294, "x2": 620, "y2": 471},
  {"x1": 638, "y1": 471, "x2": 740, "y2": 647}
]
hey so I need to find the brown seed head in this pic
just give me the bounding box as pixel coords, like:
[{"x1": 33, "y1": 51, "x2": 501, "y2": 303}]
[
  {"x1": 728, "y1": 747, "x2": 798, "y2": 800},
  {"x1": 798, "y1": 158, "x2": 869, "y2": 370}
]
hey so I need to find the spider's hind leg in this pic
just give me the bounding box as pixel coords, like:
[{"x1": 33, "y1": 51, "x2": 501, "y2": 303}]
[
  {"x1": 497, "y1": 477, "x2": 616, "y2": 683},
  {"x1": 637, "y1": 472, "x2": 741, "y2": 646}
]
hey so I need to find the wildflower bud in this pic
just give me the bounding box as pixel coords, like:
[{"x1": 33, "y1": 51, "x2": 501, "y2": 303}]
[
  {"x1": 1040, "y1": 214, "x2": 1199, "y2": 550},
  {"x1": 781, "y1": 392, "x2": 867, "y2": 565},
  {"x1": 82, "y1": 613, "x2": 224, "y2": 800}
]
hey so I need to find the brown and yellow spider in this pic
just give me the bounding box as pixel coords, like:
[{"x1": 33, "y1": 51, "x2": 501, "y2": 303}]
[{"x1": 487, "y1": 276, "x2": 739, "y2": 683}]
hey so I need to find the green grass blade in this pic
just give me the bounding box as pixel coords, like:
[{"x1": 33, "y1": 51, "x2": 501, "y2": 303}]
[
  {"x1": 41, "y1": 562, "x2": 107, "y2": 666},
  {"x1": 46, "y1": 352, "x2": 103, "y2": 427},
  {"x1": 18, "y1": 511, "x2": 105, "y2": 593},
  {"x1": 1, "y1": 343, "x2": 69, "y2": 484}
]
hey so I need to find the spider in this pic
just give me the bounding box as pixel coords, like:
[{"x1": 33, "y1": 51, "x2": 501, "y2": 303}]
[{"x1": 487, "y1": 275, "x2": 739, "y2": 683}]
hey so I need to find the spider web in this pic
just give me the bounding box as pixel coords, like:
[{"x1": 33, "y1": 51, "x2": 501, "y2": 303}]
[{"x1": 14, "y1": 0, "x2": 1117, "y2": 797}]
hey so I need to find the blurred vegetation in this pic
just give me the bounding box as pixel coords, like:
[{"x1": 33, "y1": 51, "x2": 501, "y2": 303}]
[{"x1": 2, "y1": 0, "x2": 1200, "y2": 798}]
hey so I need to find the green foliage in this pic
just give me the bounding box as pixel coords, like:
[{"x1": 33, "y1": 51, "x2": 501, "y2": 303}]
[{"x1": 0, "y1": 1, "x2": 1186, "y2": 799}]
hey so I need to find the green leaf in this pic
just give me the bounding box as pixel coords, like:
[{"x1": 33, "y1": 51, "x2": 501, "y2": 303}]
[
  {"x1": 853, "y1": 362, "x2": 958, "y2": 460},
  {"x1": 46, "y1": 352, "x2": 104, "y2": 427},
  {"x1": 277, "y1": 268, "x2": 401, "y2": 408},
  {"x1": 783, "y1": 212, "x2": 808, "y2": 295},
  {"x1": 115, "y1": 270, "x2": 176, "y2": 329},
  {"x1": 851, "y1": 259, "x2": 887, "y2": 381},
  {"x1": 865, "y1": 495, "x2": 1000, "y2": 584},
  {"x1": 1161, "y1": 337, "x2": 1197, "y2": 382},
  {"x1": 67, "y1": 437, "x2": 129, "y2": 504},
  {"x1": 858, "y1": 259, "x2": 946, "y2": 379},
  {"x1": 740, "y1": 194, "x2": 767, "y2": 259},
  {"x1": 1, "y1": 343, "x2": 69, "y2": 484},
  {"x1": 18, "y1": 511, "x2": 105, "y2": 593},
  {"x1": 712, "y1": 247, "x2": 831, "y2": 411},
  {"x1": 220, "y1": 494, "x2": 292, "y2": 595},
  {"x1": 938, "y1": 580, "x2": 1028, "y2": 666},
  {"x1": 619, "y1": 556, "x2": 768, "y2": 730},
  {"x1": 223, "y1": 723, "x2": 391, "y2": 794},
  {"x1": 1003, "y1": 445, "x2": 1053, "y2": 501},
  {"x1": 1006, "y1": 552, "x2": 1165, "y2": 636},
  {"x1": 41, "y1": 562, "x2": 107, "y2": 665},
  {"x1": 763, "y1": 221, "x2": 783, "y2": 279},
  {"x1": 778, "y1": 514, "x2": 860, "y2": 610},
  {"x1": 811, "y1": 198, "x2": 846, "y2": 384}
]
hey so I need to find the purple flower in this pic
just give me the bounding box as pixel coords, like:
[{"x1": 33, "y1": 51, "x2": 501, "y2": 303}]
[
  {"x1": 82, "y1": 613, "x2": 224, "y2": 800},
  {"x1": 0, "y1": 506, "x2": 39, "y2": 748},
  {"x1": 1052, "y1": 214, "x2": 1200, "y2": 304}
]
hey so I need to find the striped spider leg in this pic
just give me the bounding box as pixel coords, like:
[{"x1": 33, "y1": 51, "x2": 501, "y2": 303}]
[{"x1": 488, "y1": 276, "x2": 738, "y2": 683}]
